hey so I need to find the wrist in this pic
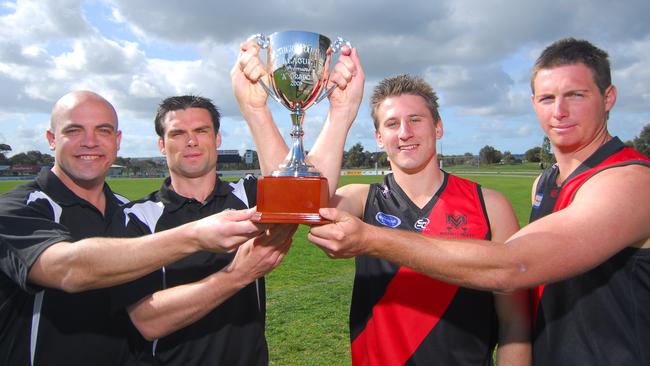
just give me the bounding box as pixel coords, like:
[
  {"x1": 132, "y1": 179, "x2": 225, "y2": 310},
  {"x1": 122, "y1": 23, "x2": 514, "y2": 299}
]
[
  {"x1": 241, "y1": 104, "x2": 272, "y2": 119},
  {"x1": 327, "y1": 106, "x2": 359, "y2": 127}
]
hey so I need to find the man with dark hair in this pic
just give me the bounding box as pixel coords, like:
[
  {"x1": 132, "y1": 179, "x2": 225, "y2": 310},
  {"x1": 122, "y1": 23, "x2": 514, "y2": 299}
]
[
  {"x1": 309, "y1": 38, "x2": 650, "y2": 365},
  {"x1": 0, "y1": 91, "x2": 268, "y2": 366},
  {"x1": 111, "y1": 94, "x2": 295, "y2": 365},
  {"x1": 321, "y1": 74, "x2": 530, "y2": 365}
]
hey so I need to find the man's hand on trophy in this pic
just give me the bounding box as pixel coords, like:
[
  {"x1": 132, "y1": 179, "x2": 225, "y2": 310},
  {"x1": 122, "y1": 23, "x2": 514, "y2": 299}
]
[
  {"x1": 231, "y1": 40, "x2": 270, "y2": 111},
  {"x1": 328, "y1": 46, "x2": 365, "y2": 121},
  {"x1": 225, "y1": 223, "x2": 297, "y2": 283},
  {"x1": 308, "y1": 208, "x2": 371, "y2": 259}
]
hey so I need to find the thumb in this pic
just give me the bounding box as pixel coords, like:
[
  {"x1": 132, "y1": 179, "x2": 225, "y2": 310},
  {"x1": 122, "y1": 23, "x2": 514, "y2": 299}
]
[
  {"x1": 319, "y1": 207, "x2": 340, "y2": 221},
  {"x1": 223, "y1": 207, "x2": 256, "y2": 221}
]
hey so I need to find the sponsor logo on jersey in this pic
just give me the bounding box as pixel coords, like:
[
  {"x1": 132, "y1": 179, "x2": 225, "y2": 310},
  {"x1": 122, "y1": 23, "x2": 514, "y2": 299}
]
[
  {"x1": 532, "y1": 193, "x2": 543, "y2": 208},
  {"x1": 414, "y1": 217, "x2": 430, "y2": 231},
  {"x1": 375, "y1": 212, "x2": 401, "y2": 228}
]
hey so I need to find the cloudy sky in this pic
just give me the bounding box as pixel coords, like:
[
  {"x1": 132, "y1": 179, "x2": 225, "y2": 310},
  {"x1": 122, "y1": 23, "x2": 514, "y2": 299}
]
[{"x1": 1, "y1": 0, "x2": 649, "y2": 158}]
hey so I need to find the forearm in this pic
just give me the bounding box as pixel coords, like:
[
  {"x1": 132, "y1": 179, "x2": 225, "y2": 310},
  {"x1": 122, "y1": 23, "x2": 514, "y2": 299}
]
[
  {"x1": 30, "y1": 224, "x2": 201, "y2": 292},
  {"x1": 241, "y1": 106, "x2": 288, "y2": 175},
  {"x1": 128, "y1": 269, "x2": 251, "y2": 341},
  {"x1": 494, "y1": 290, "x2": 532, "y2": 366},
  {"x1": 308, "y1": 107, "x2": 355, "y2": 196},
  {"x1": 365, "y1": 226, "x2": 525, "y2": 292}
]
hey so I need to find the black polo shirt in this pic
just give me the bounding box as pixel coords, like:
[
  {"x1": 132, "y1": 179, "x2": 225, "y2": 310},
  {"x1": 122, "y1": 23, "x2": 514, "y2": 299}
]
[
  {"x1": 110, "y1": 175, "x2": 267, "y2": 366},
  {"x1": 0, "y1": 169, "x2": 130, "y2": 366}
]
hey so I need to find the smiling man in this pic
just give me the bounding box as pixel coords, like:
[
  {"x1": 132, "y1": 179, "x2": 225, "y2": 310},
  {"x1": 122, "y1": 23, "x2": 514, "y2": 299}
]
[{"x1": 319, "y1": 75, "x2": 531, "y2": 365}]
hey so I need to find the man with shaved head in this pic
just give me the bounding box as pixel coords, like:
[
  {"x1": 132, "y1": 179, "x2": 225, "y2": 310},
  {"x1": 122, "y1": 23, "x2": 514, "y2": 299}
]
[{"x1": 0, "y1": 91, "x2": 270, "y2": 365}]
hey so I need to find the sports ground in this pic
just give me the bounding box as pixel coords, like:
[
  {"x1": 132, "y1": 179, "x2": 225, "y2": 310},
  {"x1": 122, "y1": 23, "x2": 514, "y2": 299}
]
[{"x1": 0, "y1": 166, "x2": 538, "y2": 365}]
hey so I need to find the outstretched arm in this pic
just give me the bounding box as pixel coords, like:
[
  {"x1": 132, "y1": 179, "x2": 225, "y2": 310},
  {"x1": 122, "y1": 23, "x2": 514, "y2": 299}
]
[
  {"x1": 309, "y1": 165, "x2": 650, "y2": 292},
  {"x1": 125, "y1": 224, "x2": 296, "y2": 340},
  {"x1": 29, "y1": 208, "x2": 267, "y2": 292}
]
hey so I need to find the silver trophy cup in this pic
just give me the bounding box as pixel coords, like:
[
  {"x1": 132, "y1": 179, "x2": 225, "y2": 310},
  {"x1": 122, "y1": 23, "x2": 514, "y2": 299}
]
[{"x1": 250, "y1": 31, "x2": 350, "y2": 177}]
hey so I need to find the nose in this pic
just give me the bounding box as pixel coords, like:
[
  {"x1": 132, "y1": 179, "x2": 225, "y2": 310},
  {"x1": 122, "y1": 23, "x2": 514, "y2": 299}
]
[
  {"x1": 186, "y1": 132, "x2": 198, "y2": 146},
  {"x1": 81, "y1": 130, "x2": 99, "y2": 148},
  {"x1": 553, "y1": 98, "x2": 568, "y2": 120},
  {"x1": 398, "y1": 120, "x2": 414, "y2": 140}
]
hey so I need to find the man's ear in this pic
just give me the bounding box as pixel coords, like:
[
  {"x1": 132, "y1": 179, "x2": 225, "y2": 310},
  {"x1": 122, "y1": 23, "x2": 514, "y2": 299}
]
[
  {"x1": 158, "y1": 137, "x2": 165, "y2": 155},
  {"x1": 46, "y1": 130, "x2": 56, "y2": 150},
  {"x1": 375, "y1": 130, "x2": 384, "y2": 149},
  {"x1": 435, "y1": 119, "x2": 444, "y2": 139}
]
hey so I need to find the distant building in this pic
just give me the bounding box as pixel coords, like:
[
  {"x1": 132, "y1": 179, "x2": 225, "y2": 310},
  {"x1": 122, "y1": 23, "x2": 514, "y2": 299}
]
[
  {"x1": 217, "y1": 150, "x2": 241, "y2": 164},
  {"x1": 244, "y1": 150, "x2": 255, "y2": 165}
]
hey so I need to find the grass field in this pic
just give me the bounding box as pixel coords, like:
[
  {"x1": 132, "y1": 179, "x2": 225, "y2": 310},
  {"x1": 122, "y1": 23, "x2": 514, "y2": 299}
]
[{"x1": 0, "y1": 169, "x2": 537, "y2": 365}]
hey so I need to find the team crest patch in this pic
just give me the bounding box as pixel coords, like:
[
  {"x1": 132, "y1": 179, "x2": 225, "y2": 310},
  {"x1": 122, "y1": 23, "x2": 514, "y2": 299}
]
[
  {"x1": 380, "y1": 184, "x2": 391, "y2": 198},
  {"x1": 375, "y1": 212, "x2": 401, "y2": 228},
  {"x1": 532, "y1": 193, "x2": 543, "y2": 208}
]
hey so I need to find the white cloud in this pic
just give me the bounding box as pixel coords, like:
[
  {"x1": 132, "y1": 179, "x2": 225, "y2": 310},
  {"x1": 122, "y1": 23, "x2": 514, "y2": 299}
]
[{"x1": 1, "y1": 0, "x2": 650, "y2": 157}]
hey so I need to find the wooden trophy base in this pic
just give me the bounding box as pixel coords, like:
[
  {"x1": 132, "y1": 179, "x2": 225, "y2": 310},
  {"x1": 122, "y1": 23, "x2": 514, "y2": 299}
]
[{"x1": 253, "y1": 175, "x2": 330, "y2": 224}]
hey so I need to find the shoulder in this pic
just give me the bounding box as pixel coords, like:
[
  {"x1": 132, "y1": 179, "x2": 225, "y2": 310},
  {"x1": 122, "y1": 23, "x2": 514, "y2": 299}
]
[
  {"x1": 0, "y1": 181, "x2": 60, "y2": 220},
  {"x1": 116, "y1": 191, "x2": 164, "y2": 234},
  {"x1": 480, "y1": 186, "x2": 513, "y2": 210},
  {"x1": 575, "y1": 163, "x2": 650, "y2": 202}
]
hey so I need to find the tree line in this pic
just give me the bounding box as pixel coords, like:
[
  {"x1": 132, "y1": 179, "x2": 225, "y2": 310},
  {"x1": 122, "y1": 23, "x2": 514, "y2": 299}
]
[{"x1": 1, "y1": 124, "x2": 649, "y2": 173}]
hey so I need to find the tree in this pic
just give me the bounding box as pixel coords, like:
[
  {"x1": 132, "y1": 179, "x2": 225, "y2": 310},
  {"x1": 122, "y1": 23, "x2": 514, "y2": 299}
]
[
  {"x1": 9, "y1": 150, "x2": 53, "y2": 165},
  {"x1": 479, "y1": 145, "x2": 502, "y2": 164},
  {"x1": 539, "y1": 136, "x2": 556, "y2": 167},
  {"x1": 524, "y1": 147, "x2": 542, "y2": 162},
  {"x1": 632, "y1": 123, "x2": 650, "y2": 157},
  {"x1": 345, "y1": 143, "x2": 367, "y2": 168},
  {"x1": 502, "y1": 151, "x2": 516, "y2": 164},
  {"x1": 0, "y1": 143, "x2": 11, "y2": 165}
]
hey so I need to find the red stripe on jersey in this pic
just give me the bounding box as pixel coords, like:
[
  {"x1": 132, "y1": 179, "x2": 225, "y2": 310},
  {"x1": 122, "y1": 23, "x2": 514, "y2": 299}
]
[
  {"x1": 351, "y1": 175, "x2": 489, "y2": 365},
  {"x1": 351, "y1": 268, "x2": 458, "y2": 366}
]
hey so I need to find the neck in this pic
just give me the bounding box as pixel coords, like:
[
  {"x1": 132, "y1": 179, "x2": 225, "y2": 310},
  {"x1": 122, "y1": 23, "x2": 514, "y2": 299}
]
[
  {"x1": 168, "y1": 171, "x2": 217, "y2": 202},
  {"x1": 554, "y1": 131, "x2": 612, "y2": 183},
  {"x1": 391, "y1": 160, "x2": 444, "y2": 209},
  {"x1": 51, "y1": 167, "x2": 107, "y2": 214}
]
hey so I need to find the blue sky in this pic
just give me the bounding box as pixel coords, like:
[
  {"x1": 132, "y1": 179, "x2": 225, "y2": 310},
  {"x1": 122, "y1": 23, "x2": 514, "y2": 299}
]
[{"x1": 1, "y1": 0, "x2": 649, "y2": 158}]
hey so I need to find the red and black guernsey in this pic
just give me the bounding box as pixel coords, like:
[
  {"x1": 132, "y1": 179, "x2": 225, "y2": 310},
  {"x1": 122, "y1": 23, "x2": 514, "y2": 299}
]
[
  {"x1": 351, "y1": 172, "x2": 497, "y2": 366},
  {"x1": 529, "y1": 137, "x2": 650, "y2": 365}
]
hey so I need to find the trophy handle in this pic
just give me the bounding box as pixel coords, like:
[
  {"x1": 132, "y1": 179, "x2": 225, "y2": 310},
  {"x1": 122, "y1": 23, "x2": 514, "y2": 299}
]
[
  {"x1": 312, "y1": 36, "x2": 353, "y2": 105},
  {"x1": 247, "y1": 33, "x2": 283, "y2": 105}
]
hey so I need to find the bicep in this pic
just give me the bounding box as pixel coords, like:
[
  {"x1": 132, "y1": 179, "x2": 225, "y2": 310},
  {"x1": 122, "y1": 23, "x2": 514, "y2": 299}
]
[
  {"x1": 482, "y1": 188, "x2": 520, "y2": 242},
  {"x1": 506, "y1": 166, "x2": 650, "y2": 285}
]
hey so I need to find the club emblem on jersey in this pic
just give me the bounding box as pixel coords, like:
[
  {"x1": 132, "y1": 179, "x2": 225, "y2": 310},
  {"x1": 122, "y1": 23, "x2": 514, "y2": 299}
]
[
  {"x1": 375, "y1": 212, "x2": 401, "y2": 228},
  {"x1": 414, "y1": 217, "x2": 430, "y2": 231},
  {"x1": 446, "y1": 213, "x2": 467, "y2": 231},
  {"x1": 380, "y1": 184, "x2": 391, "y2": 198},
  {"x1": 532, "y1": 193, "x2": 543, "y2": 208}
]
